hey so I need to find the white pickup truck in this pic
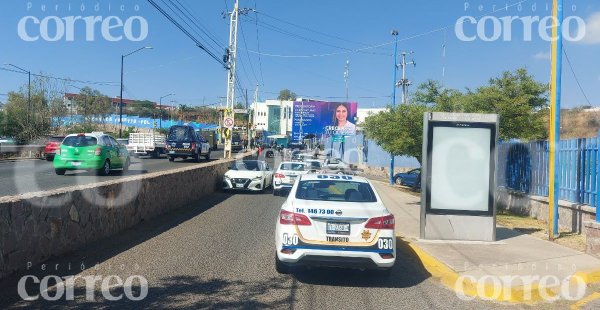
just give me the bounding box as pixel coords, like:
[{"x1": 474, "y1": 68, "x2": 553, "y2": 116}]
[{"x1": 127, "y1": 133, "x2": 167, "y2": 158}]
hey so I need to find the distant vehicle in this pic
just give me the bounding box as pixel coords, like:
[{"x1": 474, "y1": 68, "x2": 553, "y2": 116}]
[
  {"x1": 394, "y1": 168, "x2": 421, "y2": 189},
  {"x1": 198, "y1": 129, "x2": 218, "y2": 150},
  {"x1": 303, "y1": 159, "x2": 322, "y2": 171},
  {"x1": 287, "y1": 142, "x2": 305, "y2": 150},
  {"x1": 53, "y1": 132, "x2": 130, "y2": 176},
  {"x1": 272, "y1": 161, "x2": 309, "y2": 196},
  {"x1": 0, "y1": 137, "x2": 16, "y2": 144},
  {"x1": 261, "y1": 144, "x2": 275, "y2": 158},
  {"x1": 43, "y1": 136, "x2": 65, "y2": 161},
  {"x1": 323, "y1": 158, "x2": 350, "y2": 170},
  {"x1": 231, "y1": 132, "x2": 243, "y2": 152},
  {"x1": 222, "y1": 160, "x2": 273, "y2": 192},
  {"x1": 128, "y1": 132, "x2": 166, "y2": 158},
  {"x1": 274, "y1": 174, "x2": 395, "y2": 274},
  {"x1": 165, "y1": 125, "x2": 211, "y2": 162}
]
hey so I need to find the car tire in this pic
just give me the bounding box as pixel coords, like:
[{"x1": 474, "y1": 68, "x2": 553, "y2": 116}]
[
  {"x1": 205, "y1": 150, "x2": 211, "y2": 160},
  {"x1": 55, "y1": 168, "x2": 66, "y2": 175},
  {"x1": 97, "y1": 160, "x2": 110, "y2": 176},
  {"x1": 273, "y1": 189, "x2": 279, "y2": 196},
  {"x1": 151, "y1": 150, "x2": 159, "y2": 159},
  {"x1": 275, "y1": 253, "x2": 291, "y2": 274},
  {"x1": 168, "y1": 156, "x2": 175, "y2": 162},
  {"x1": 45, "y1": 155, "x2": 54, "y2": 161}
]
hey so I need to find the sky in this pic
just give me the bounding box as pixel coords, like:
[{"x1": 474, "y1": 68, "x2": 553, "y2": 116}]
[{"x1": 1, "y1": 0, "x2": 599, "y2": 109}]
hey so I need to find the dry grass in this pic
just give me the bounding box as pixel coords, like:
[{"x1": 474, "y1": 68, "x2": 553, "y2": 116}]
[
  {"x1": 560, "y1": 108, "x2": 600, "y2": 139},
  {"x1": 497, "y1": 211, "x2": 587, "y2": 252}
]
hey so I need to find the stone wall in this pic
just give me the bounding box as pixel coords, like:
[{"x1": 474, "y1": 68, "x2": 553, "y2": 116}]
[
  {"x1": 496, "y1": 187, "x2": 599, "y2": 257},
  {"x1": 0, "y1": 154, "x2": 252, "y2": 279}
]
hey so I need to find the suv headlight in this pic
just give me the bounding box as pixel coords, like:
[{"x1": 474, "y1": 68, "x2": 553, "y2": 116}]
[{"x1": 252, "y1": 176, "x2": 262, "y2": 181}]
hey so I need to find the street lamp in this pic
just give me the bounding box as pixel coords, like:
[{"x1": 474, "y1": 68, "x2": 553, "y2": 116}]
[
  {"x1": 390, "y1": 29, "x2": 399, "y2": 185},
  {"x1": 119, "y1": 46, "x2": 152, "y2": 138},
  {"x1": 4, "y1": 63, "x2": 31, "y2": 125},
  {"x1": 159, "y1": 93, "x2": 174, "y2": 130}
]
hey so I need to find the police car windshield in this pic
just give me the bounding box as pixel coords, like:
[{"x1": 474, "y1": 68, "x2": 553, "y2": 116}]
[
  {"x1": 295, "y1": 180, "x2": 377, "y2": 202},
  {"x1": 168, "y1": 126, "x2": 194, "y2": 141}
]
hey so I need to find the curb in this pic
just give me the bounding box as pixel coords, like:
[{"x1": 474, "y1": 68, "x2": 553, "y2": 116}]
[{"x1": 396, "y1": 235, "x2": 600, "y2": 304}]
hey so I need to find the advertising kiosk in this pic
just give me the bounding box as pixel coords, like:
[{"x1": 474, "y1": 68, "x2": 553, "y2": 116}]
[{"x1": 420, "y1": 112, "x2": 499, "y2": 241}]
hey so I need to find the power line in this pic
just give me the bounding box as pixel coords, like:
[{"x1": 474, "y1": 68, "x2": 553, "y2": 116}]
[
  {"x1": 246, "y1": 16, "x2": 390, "y2": 56},
  {"x1": 147, "y1": 0, "x2": 226, "y2": 68},
  {"x1": 256, "y1": 11, "x2": 389, "y2": 53},
  {"x1": 563, "y1": 47, "x2": 592, "y2": 106},
  {"x1": 253, "y1": 2, "x2": 264, "y2": 86},
  {"x1": 239, "y1": 24, "x2": 259, "y2": 85},
  {"x1": 1, "y1": 67, "x2": 119, "y2": 86},
  {"x1": 166, "y1": 0, "x2": 225, "y2": 53},
  {"x1": 242, "y1": 0, "x2": 530, "y2": 58}
]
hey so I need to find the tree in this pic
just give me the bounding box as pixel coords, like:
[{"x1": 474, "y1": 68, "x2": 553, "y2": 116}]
[
  {"x1": 363, "y1": 103, "x2": 428, "y2": 163},
  {"x1": 412, "y1": 68, "x2": 548, "y2": 140},
  {"x1": 277, "y1": 89, "x2": 297, "y2": 101},
  {"x1": 128, "y1": 100, "x2": 156, "y2": 118},
  {"x1": 74, "y1": 87, "x2": 111, "y2": 124}
]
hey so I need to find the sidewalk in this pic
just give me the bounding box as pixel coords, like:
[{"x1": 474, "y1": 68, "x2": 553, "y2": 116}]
[{"x1": 368, "y1": 177, "x2": 600, "y2": 305}]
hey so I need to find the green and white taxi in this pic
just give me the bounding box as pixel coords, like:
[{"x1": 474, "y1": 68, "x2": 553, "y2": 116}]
[{"x1": 53, "y1": 132, "x2": 130, "y2": 176}]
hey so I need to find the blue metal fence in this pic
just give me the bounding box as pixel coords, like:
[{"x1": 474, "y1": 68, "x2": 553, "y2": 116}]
[{"x1": 497, "y1": 133, "x2": 599, "y2": 219}]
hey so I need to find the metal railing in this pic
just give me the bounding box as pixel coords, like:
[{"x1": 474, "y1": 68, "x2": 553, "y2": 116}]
[{"x1": 497, "y1": 131, "x2": 599, "y2": 221}]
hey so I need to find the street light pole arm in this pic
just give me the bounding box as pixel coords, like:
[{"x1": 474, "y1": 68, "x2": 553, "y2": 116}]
[{"x1": 123, "y1": 46, "x2": 153, "y2": 58}]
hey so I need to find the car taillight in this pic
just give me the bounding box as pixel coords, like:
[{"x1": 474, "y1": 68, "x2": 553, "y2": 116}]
[
  {"x1": 165, "y1": 144, "x2": 170, "y2": 150},
  {"x1": 365, "y1": 214, "x2": 395, "y2": 230},
  {"x1": 55, "y1": 148, "x2": 61, "y2": 155},
  {"x1": 94, "y1": 147, "x2": 102, "y2": 156},
  {"x1": 191, "y1": 143, "x2": 196, "y2": 150},
  {"x1": 279, "y1": 210, "x2": 311, "y2": 226},
  {"x1": 274, "y1": 173, "x2": 285, "y2": 178}
]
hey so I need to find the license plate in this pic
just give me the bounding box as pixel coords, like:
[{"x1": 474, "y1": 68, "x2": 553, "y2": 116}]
[
  {"x1": 71, "y1": 162, "x2": 81, "y2": 166},
  {"x1": 235, "y1": 183, "x2": 244, "y2": 188},
  {"x1": 326, "y1": 222, "x2": 350, "y2": 235},
  {"x1": 169, "y1": 151, "x2": 175, "y2": 154}
]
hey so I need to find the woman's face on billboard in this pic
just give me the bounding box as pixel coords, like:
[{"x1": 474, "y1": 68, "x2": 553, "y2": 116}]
[{"x1": 335, "y1": 105, "x2": 348, "y2": 123}]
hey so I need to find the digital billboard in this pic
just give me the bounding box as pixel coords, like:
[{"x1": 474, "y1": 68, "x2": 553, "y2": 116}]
[{"x1": 291, "y1": 101, "x2": 358, "y2": 141}]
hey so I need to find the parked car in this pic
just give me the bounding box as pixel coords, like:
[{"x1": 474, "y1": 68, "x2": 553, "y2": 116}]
[
  {"x1": 53, "y1": 132, "x2": 130, "y2": 176},
  {"x1": 43, "y1": 136, "x2": 65, "y2": 161},
  {"x1": 165, "y1": 125, "x2": 211, "y2": 162},
  {"x1": 394, "y1": 168, "x2": 421, "y2": 189},
  {"x1": 272, "y1": 161, "x2": 309, "y2": 196},
  {"x1": 222, "y1": 160, "x2": 273, "y2": 192}
]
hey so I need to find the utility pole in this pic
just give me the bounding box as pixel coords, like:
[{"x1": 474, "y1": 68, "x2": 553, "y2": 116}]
[
  {"x1": 223, "y1": 0, "x2": 253, "y2": 158},
  {"x1": 389, "y1": 30, "x2": 399, "y2": 185},
  {"x1": 399, "y1": 51, "x2": 416, "y2": 104},
  {"x1": 341, "y1": 59, "x2": 350, "y2": 158}
]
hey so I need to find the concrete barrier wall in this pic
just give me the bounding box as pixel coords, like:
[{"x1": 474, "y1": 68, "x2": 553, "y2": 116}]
[
  {"x1": 0, "y1": 153, "x2": 252, "y2": 279},
  {"x1": 495, "y1": 187, "x2": 596, "y2": 233}
]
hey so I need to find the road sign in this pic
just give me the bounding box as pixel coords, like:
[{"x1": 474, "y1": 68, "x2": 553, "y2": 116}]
[
  {"x1": 224, "y1": 117, "x2": 234, "y2": 128},
  {"x1": 222, "y1": 128, "x2": 231, "y2": 139}
]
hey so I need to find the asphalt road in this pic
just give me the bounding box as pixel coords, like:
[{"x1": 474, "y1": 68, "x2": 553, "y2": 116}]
[
  {"x1": 0, "y1": 150, "x2": 225, "y2": 197},
  {"x1": 0, "y1": 179, "x2": 520, "y2": 309}
]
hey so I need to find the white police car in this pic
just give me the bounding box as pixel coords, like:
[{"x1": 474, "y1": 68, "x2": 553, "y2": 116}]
[{"x1": 274, "y1": 174, "x2": 395, "y2": 274}]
